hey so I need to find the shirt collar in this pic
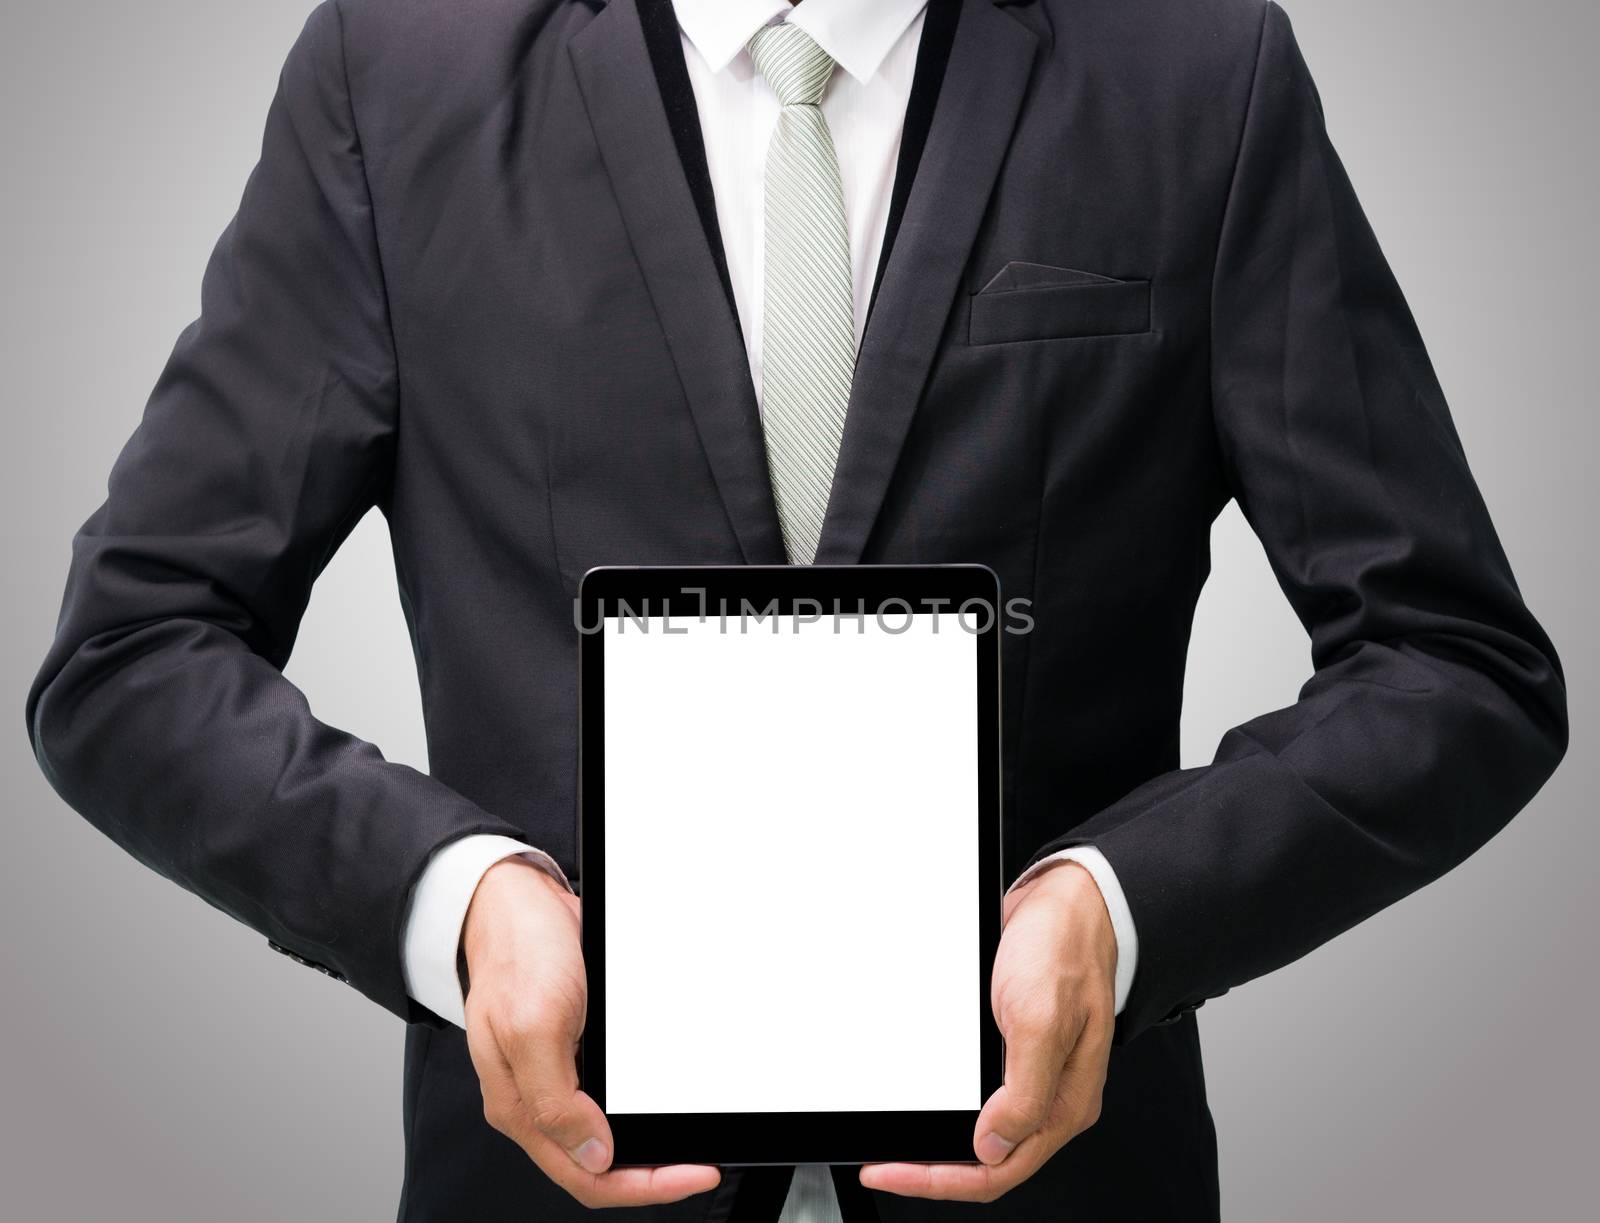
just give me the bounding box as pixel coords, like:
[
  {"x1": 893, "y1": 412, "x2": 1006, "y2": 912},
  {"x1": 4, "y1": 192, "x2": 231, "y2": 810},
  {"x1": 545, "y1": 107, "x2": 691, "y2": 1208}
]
[{"x1": 671, "y1": 0, "x2": 929, "y2": 84}]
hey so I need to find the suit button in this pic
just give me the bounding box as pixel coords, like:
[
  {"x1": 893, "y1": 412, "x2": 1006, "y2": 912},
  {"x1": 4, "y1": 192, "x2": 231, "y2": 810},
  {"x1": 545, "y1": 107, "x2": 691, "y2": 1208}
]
[
  {"x1": 1156, "y1": 999, "x2": 1204, "y2": 1025},
  {"x1": 267, "y1": 939, "x2": 347, "y2": 982}
]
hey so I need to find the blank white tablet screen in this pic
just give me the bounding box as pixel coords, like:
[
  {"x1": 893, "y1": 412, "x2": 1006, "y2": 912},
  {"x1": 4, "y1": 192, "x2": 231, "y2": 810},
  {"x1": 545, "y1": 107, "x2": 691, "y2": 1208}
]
[{"x1": 603, "y1": 611, "x2": 980, "y2": 1114}]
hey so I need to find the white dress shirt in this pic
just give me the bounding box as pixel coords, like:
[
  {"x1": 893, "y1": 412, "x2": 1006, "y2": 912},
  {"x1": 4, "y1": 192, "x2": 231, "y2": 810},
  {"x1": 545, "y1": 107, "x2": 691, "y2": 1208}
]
[{"x1": 400, "y1": 3, "x2": 1139, "y2": 1215}]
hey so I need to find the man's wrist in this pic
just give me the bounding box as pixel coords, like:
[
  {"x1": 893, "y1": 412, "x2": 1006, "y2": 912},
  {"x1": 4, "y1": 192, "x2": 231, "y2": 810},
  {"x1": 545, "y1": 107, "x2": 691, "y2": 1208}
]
[
  {"x1": 400, "y1": 835, "x2": 570, "y2": 1028},
  {"x1": 464, "y1": 854, "x2": 571, "y2": 967},
  {"x1": 1024, "y1": 861, "x2": 1118, "y2": 984},
  {"x1": 1011, "y1": 846, "x2": 1139, "y2": 1015}
]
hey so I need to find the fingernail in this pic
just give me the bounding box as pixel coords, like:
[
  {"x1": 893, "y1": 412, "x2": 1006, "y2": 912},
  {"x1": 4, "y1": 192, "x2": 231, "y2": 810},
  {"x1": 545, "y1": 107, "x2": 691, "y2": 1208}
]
[
  {"x1": 976, "y1": 1131, "x2": 1015, "y2": 1165},
  {"x1": 572, "y1": 1138, "x2": 609, "y2": 1173}
]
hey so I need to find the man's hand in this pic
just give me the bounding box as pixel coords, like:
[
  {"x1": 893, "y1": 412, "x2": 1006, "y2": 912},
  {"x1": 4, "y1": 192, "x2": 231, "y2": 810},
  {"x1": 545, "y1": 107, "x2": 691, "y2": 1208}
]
[
  {"x1": 861, "y1": 860, "x2": 1117, "y2": 1202},
  {"x1": 461, "y1": 858, "x2": 720, "y2": 1208}
]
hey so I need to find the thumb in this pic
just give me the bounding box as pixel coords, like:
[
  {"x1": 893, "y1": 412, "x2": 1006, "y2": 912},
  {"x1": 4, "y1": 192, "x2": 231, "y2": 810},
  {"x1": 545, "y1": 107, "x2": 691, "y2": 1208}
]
[
  {"x1": 498, "y1": 1007, "x2": 615, "y2": 1174},
  {"x1": 973, "y1": 1006, "x2": 1080, "y2": 1165}
]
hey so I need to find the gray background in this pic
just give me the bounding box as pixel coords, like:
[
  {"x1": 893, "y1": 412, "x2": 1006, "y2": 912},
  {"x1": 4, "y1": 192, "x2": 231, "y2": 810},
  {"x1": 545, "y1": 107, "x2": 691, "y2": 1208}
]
[{"x1": 1, "y1": 0, "x2": 1593, "y2": 1218}]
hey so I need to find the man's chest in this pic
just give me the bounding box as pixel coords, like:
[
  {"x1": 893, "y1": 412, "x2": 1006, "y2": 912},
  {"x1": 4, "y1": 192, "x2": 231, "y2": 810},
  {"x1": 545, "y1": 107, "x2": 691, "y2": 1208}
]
[{"x1": 363, "y1": 0, "x2": 1232, "y2": 592}]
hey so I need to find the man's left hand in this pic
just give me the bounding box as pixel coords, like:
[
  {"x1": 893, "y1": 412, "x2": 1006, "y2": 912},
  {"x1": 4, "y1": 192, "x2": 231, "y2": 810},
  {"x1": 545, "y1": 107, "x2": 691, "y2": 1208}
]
[{"x1": 861, "y1": 860, "x2": 1117, "y2": 1202}]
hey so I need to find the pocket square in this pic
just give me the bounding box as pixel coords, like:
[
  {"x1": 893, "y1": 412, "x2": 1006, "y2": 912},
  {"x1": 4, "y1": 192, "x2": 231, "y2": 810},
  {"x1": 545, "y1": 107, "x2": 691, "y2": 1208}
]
[
  {"x1": 968, "y1": 271, "x2": 1152, "y2": 345},
  {"x1": 978, "y1": 261, "x2": 1124, "y2": 294}
]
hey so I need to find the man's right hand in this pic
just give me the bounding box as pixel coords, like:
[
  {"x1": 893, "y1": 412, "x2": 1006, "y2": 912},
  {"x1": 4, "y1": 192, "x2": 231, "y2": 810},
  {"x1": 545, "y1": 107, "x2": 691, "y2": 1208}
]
[{"x1": 461, "y1": 857, "x2": 721, "y2": 1208}]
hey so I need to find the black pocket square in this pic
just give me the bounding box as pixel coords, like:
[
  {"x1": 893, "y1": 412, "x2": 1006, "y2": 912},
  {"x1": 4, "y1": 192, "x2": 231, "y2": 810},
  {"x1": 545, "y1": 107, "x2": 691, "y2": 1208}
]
[
  {"x1": 969, "y1": 263, "x2": 1151, "y2": 345},
  {"x1": 977, "y1": 261, "x2": 1123, "y2": 294}
]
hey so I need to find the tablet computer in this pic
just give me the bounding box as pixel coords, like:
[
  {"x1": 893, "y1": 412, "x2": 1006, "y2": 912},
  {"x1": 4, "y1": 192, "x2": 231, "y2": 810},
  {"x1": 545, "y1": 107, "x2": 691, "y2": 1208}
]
[{"x1": 577, "y1": 565, "x2": 1002, "y2": 1166}]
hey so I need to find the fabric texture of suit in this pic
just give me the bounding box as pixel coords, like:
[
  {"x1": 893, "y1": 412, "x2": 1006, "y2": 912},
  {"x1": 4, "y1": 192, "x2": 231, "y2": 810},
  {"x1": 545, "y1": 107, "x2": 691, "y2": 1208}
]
[{"x1": 26, "y1": 0, "x2": 1567, "y2": 1219}]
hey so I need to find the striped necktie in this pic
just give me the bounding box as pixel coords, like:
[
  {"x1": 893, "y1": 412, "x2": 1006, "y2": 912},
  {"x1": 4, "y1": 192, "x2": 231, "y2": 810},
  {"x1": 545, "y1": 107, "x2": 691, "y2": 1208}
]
[
  {"x1": 747, "y1": 22, "x2": 855, "y2": 566},
  {"x1": 748, "y1": 26, "x2": 855, "y2": 1222}
]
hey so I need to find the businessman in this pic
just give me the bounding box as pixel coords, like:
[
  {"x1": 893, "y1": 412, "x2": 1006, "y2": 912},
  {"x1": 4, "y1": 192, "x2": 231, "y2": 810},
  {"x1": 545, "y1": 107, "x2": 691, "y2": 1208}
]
[{"x1": 26, "y1": 0, "x2": 1566, "y2": 1219}]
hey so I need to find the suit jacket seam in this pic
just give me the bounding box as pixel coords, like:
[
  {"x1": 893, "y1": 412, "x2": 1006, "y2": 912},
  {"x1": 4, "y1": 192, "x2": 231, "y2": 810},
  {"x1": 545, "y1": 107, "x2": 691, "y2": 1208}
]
[
  {"x1": 1204, "y1": 0, "x2": 1275, "y2": 495},
  {"x1": 396, "y1": 1023, "x2": 435, "y2": 1222},
  {"x1": 330, "y1": 0, "x2": 405, "y2": 466}
]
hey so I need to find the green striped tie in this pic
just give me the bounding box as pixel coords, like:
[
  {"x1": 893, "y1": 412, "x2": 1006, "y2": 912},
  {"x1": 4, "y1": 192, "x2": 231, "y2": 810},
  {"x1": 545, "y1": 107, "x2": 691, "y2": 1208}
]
[{"x1": 748, "y1": 23, "x2": 855, "y2": 566}]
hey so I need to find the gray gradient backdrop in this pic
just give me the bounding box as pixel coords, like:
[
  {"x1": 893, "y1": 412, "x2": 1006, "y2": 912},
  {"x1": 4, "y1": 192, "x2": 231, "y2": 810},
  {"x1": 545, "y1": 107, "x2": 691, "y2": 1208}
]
[{"x1": 2, "y1": 1, "x2": 1594, "y2": 1218}]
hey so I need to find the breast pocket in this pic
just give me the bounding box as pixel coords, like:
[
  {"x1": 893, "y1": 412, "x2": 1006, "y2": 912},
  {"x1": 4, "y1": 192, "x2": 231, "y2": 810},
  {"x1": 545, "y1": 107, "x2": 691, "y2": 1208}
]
[{"x1": 968, "y1": 262, "x2": 1152, "y2": 345}]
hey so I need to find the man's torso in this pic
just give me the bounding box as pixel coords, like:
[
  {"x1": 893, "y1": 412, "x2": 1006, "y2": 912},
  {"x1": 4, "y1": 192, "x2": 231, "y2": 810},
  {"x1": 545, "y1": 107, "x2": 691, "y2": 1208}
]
[{"x1": 339, "y1": 0, "x2": 1270, "y2": 1216}]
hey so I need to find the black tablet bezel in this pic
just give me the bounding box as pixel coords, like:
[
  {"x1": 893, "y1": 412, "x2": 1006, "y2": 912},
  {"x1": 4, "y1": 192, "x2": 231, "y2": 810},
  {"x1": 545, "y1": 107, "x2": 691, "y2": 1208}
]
[{"x1": 577, "y1": 564, "x2": 1004, "y2": 1166}]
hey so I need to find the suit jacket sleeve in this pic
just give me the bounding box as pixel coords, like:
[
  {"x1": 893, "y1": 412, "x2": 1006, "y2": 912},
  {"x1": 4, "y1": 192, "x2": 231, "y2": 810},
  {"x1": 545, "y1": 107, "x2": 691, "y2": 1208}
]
[
  {"x1": 1025, "y1": 2, "x2": 1568, "y2": 1042},
  {"x1": 23, "y1": 2, "x2": 528, "y2": 1023}
]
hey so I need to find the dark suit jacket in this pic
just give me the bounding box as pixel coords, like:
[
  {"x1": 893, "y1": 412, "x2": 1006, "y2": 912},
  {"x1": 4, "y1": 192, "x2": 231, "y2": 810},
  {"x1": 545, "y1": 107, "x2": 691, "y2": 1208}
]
[{"x1": 26, "y1": 0, "x2": 1567, "y2": 1219}]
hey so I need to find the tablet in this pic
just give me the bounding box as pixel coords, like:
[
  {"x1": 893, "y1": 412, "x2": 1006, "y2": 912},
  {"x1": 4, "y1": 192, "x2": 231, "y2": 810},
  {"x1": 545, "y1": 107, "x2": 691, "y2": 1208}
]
[{"x1": 577, "y1": 565, "x2": 1002, "y2": 1166}]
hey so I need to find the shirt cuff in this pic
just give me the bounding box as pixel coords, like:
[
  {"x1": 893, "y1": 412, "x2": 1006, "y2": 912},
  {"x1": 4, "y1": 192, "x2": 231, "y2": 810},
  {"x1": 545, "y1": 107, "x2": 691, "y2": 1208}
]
[
  {"x1": 1009, "y1": 847, "x2": 1139, "y2": 1016},
  {"x1": 400, "y1": 834, "x2": 572, "y2": 1028}
]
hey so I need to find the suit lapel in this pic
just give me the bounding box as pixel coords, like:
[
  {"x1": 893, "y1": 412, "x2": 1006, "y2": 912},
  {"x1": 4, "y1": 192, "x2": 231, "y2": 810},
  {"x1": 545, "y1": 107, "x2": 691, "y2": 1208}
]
[
  {"x1": 569, "y1": 0, "x2": 788, "y2": 565},
  {"x1": 815, "y1": 0, "x2": 1040, "y2": 564}
]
